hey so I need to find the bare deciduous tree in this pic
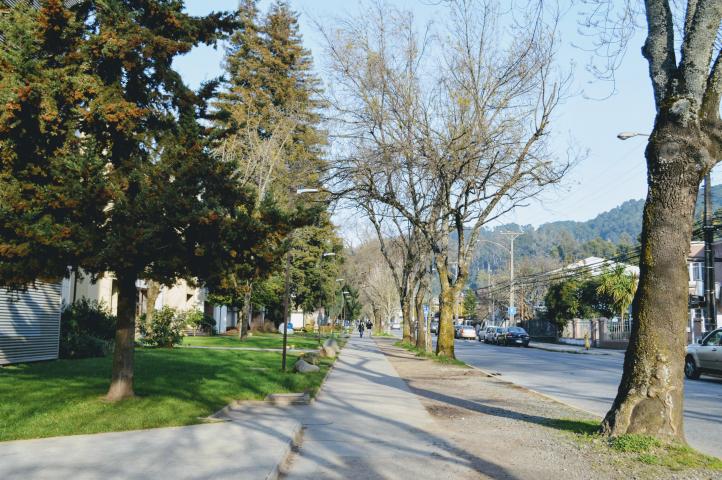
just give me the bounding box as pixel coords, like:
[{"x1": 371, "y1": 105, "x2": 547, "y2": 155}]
[
  {"x1": 323, "y1": 0, "x2": 570, "y2": 358},
  {"x1": 345, "y1": 239, "x2": 400, "y2": 332}
]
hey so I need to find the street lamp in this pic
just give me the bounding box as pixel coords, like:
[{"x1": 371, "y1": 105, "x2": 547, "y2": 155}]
[
  {"x1": 616, "y1": 131, "x2": 649, "y2": 141},
  {"x1": 342, "y1": 291, "x2": 351, "y2": 328}
]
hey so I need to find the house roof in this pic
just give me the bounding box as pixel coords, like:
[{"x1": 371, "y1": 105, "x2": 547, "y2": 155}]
[{"x1": 559, "y1": 256, "x2": 640, "y2": 277}]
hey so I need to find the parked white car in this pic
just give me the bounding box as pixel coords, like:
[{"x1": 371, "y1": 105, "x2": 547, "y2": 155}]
[
  {"x1": 455, "y1": 321, "x2": 477, "y2": 340},
  {"x1": 685, "y1": 328, "x2": 722, "y2": 379}
]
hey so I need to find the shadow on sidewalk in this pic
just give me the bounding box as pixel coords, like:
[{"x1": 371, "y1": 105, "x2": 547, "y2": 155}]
[{"x1": 281, "y1": 337, "x2": 523, "y2": 480}]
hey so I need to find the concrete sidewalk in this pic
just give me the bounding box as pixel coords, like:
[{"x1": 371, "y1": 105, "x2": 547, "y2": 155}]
[
  {"x1": 530, "y1": 341, "x2": 625, "y2": 356},
  {"x1": 0, "y1": 406, "x2": 301, "y2": 480},
  {"x1": 281, "y1": 336, "x2": 485, "y2": 479}
]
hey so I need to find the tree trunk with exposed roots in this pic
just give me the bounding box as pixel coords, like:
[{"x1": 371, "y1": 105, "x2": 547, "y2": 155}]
[
  {"x1": 106, "y1": 273, "x2": 138, "y2": 402},
  {"x1": 601, "y1": 122, "x2": 705, "y2": 442}
]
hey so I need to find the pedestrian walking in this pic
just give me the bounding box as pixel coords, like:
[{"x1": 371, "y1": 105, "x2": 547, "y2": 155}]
[{"x1": 358, "y1": 321, "x2": 365, "y2": 338}]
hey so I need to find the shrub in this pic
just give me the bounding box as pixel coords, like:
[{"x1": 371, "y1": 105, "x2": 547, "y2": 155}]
[
  {"x1": 138, "y1": 306, "x2": 185, "y2": 347},
  {"x1": 59, "y1": 300, "x2": 116, "y2": 359},
  {"x1": 184, "y1": 309, "x2": 216, "y2": 335}
]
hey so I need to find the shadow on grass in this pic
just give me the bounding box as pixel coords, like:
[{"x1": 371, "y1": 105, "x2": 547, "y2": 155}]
[
  {"x1": 0, "y1": 347, "x2": 333, "y2": 441},
  {"x1": 394, "y1": 340, "x2": 468, "y2": 367},
  {"x1": 543, "y1": 418, "x2": 600, "y2": 435}
]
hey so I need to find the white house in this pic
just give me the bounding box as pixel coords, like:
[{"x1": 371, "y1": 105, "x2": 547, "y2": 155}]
[{"x1": 0, "y1": 282, "x2": 62, "y2": 365}]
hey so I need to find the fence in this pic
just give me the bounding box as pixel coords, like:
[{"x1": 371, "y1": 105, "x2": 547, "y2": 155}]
[{"x1": 519, "y1": 318, "x2": 557, "y2": 341}]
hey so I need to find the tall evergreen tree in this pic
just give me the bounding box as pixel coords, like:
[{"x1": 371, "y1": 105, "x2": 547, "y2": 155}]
[
  {"x1": 211, "y1": 0, "x2": 334, "y2": 329},
  {"x1": 0, "y1": 1, "x2": 268, "y2": 402},
  {"x1": 216, "y1": 0, "x2": 326, "y2": 184},
  {"x1": 0, "y1": 1, "x2": 106, "y2": 288}
]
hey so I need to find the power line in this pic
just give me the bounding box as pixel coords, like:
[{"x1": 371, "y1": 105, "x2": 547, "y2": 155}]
[{"x1": 477, "y1": 220, "x2": 721, "y2": 296}]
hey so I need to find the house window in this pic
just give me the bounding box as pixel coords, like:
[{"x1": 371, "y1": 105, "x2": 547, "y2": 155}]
[{"x1": 690, "y1": 262, "x2": 703, "y2": 281}]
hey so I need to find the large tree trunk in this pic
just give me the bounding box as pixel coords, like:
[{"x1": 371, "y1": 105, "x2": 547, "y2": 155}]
[
  {"x1": 372, "y1": 306, "x2": 383, "y2": 335},
  {"x1": 239, "y1": 282, "x2": 252, "y2": 340},
  {"x1": 435, "y1": 261, "x2": 458, "y2": 358},
  {"x1": 401, "y1": 295, "x2": 412, "y2": 344},
  {"x1": 106, "y1": 273, "x2": 138, "y2": 402},
  {"x1": 415, "y1": 288, "x2": 428, "y2": 352},
  {"x1": 601, "y1": 127, "x2": 704, "y2": 443},
  {"x1": 145, "y1": 280, "x2": 161, "y2": 323}
]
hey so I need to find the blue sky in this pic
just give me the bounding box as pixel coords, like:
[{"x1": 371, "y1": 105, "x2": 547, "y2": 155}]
[{"x1": 175, "y1": 1, "x2": 716, "y2": 230}]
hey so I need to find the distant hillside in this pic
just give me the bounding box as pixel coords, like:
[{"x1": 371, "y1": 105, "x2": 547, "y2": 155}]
[
  {"x1": 468, "y1": 185, "x2": 722, "y2": 288},
  {"x1": 539, "y1": 199, "x2": 644, "y2": 244}
]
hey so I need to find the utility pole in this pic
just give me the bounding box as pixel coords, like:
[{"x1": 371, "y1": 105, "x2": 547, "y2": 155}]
[
  {"x1": 281, "y1": 250, "x2": 291, "y2": 371},
  {"x1": 704, "y1": 173, "x2": 716, "y2": 332},
  {"x1": 501, "y1": 231, "x2": 523, "y2": 326},
  {"x1": 488, "y1": 264, "x2": 493, "y2": 322}
]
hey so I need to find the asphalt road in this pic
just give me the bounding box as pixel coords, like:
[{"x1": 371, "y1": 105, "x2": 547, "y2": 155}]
[{"x1": 448, "y1": 338, "x2": 722, "y2": 459}]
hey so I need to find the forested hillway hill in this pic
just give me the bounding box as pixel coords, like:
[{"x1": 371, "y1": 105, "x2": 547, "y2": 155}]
[{"x1": 467, "y1": 184, "x2": 722, "y2": 287}]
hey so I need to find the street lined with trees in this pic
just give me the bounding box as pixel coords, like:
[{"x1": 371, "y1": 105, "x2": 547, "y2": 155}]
[{"x1": 1, "y1": 0, "x2": 722, "y2": 473}]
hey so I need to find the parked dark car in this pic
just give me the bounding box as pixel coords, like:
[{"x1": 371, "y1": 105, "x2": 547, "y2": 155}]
[
  {"x1": 430, "y1": 320, "x2": 439, "y2": 335},
  {"x1": 499, "y1": 327, "x2": 530, "y2": 347}
]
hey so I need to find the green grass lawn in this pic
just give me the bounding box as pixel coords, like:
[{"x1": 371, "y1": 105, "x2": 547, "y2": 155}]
[
  {"x1": 546, "y1": 418, "x2": 722, "y2": 472},
  {"x1": 0, "y1": 348, "x2": 332, "y2": 442},
  {"x1": 394, "y1": 340, "x2": 469, "y2": 367},
  {"x1": 181, "y1": 332, "x2": 327, "y2": 350}
]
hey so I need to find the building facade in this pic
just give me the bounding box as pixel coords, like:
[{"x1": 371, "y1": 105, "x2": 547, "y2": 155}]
[
  {"x1": 687, "y1": 241, "x2": 722, "y2": 343},
  {"x1": 0, "y1": 282, "x2": 62, "y2": 365}
]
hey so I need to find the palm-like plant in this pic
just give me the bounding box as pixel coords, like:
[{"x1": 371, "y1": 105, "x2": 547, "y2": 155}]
[{"x1": 596, "y1": 265, "x2": 638, "y2": 322}]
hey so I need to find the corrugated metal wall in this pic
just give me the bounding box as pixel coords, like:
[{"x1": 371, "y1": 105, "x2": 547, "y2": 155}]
[{"x1": 0, "y1": 282, "x2": 61, "y2": 365}]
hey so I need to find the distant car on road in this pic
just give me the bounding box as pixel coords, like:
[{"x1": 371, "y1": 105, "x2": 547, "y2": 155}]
[
  {"x1": 430, "y1": 320, "x2": 439, "y2": 335},
  {"x1": 391, "y1": 321, "x2": 401, "y2": 330},
  {"x1": 685, "y1": 328, "x2": 722, "y2": 379},
  {"x1": 455, "y1": 321, "x2": 477, "y2": 340},
  {"x1": 498, "y1": 326, "x2": 530, "y2": 347}
]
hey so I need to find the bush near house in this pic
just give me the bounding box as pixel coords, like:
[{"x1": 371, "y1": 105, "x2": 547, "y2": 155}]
[
  {"x1": 59, "y1": 300, "x2": 116, "y2": 359},
  {"x1": 184, "y1": 310, "x2": 217, "y2": 335},
  {"x1": 138, "y1": 307, "x2": 186, "y2": 348}
]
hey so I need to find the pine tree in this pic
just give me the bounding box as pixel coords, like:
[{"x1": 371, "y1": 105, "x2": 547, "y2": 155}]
[
  {"x1": 0, "y1": 1, "x2": 268, "y2": 401},
  {"x1": 211, "y1": 0, "x2": 334, "y2": 328},
  {"x1": 0, "y1": 0, "x2": 106, "y2": 288},
  {"x1": 215, "y1": 0, "x2": 326, "y2": 196}
]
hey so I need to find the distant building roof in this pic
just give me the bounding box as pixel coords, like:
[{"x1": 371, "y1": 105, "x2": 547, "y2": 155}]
[{"x1": 559, "y1": 256, "x2": 639, "y2": 277}]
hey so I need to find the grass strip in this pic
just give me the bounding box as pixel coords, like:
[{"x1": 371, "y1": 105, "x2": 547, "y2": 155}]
[
  {"x1": 181, "y1": 332, "x2": 329, "y2": 350},
  {"x1": 545, "y1": 418, "x2": 722, "y2": 472},
  {"x1": 394, "y1": 340, "x2": 468, "y2": 367},
  {"x1": 0, "y1": 347, "x2": 332, "y2": 442}
]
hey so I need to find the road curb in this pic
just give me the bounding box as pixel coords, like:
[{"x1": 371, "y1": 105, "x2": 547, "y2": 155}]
[
  {"x1": 529, "y1": 344, "x2": 622, "y2": 356},
  {"x1": 465, "y1": 363, "x2": 603, "y2": 420},
  {"x1": 266, "y1": 422, "x2": 304, "y2": 480}
]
